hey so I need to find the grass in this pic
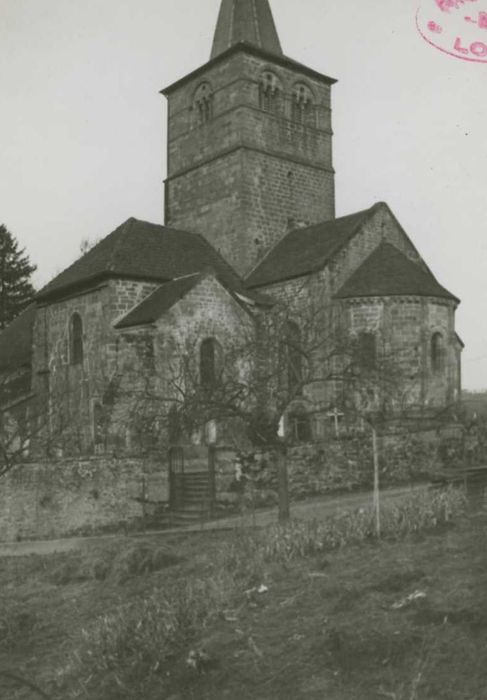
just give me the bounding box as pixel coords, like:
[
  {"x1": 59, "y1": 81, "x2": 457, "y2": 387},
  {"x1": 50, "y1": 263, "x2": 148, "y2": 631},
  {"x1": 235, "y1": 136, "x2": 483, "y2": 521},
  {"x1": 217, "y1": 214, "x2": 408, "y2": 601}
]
[{"x1": 2, "y1": 486, "x2": 487, "y2": 700}]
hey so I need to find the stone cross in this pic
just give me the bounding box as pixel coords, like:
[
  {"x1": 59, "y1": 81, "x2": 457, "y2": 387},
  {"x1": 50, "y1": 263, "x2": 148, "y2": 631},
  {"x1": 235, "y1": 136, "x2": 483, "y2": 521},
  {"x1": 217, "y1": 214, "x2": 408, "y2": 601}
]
[{"x1": 326, "y1": 408, "x2": 344, "y2": 437}]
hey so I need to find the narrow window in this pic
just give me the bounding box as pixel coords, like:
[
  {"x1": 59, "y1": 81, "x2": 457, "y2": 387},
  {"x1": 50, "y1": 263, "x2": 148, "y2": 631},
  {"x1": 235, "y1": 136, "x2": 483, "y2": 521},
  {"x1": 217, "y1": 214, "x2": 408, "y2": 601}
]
[
  {"x1": 193, "y1": 82, "x2": 213, "y2": 125},
  {"x1": 431, "y1": 332, "x2": 445, "y2": 372},
  {"x1": 200, "y1": 338, "x2": 220, "y2": 388},
  {"x1": 70, "y1": 313, "x2": 83, "y2": 365},
  {"x1": 356, "y1": 331, "x2": 377, "y2": 370},
  {"x1": 292, "y1": 83, "x2": 315, "y2": 126},
  {"x1": 259, "y1": 71, "x2": 281, "y2": 114}
]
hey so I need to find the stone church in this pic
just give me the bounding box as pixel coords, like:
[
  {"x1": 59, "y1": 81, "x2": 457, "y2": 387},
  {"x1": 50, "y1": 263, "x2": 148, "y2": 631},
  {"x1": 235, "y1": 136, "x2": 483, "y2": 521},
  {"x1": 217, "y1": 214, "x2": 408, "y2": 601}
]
[{"x1": 0, "y1": 0, "x2": 463, "y2": 538}]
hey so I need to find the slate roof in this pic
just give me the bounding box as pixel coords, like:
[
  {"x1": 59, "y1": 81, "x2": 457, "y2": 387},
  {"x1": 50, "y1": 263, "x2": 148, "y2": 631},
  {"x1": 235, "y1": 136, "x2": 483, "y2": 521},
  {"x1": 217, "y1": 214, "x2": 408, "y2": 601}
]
[
  {"x1": 115, "y1": 274, "x2": 204, "y2": 329},
  {"x1": 37, "y1": 218, "x2": 245, "y2": 302},
  {"x1": 116, "y1": 271, "x2": 258, "y2": 329},
  {"x1": 211, "y1": 0, "x2": 282, "y2": 59},
  {"x1": 246, "y1": 206, "x2": 376, "y2": 288},
  {"x1": 334, "y1": 242, "x2": 458, "y2": 302},
  {"x1": 0, "y1": 304, "x2": 36, "y2": 373}
]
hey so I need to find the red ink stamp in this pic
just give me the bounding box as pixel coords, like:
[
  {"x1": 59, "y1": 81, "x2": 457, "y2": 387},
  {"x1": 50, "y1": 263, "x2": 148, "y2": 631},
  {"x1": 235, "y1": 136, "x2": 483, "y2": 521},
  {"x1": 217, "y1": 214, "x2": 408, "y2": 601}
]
[{"x1": 417, "y1": 0, "x2": 487, "y2": 61}]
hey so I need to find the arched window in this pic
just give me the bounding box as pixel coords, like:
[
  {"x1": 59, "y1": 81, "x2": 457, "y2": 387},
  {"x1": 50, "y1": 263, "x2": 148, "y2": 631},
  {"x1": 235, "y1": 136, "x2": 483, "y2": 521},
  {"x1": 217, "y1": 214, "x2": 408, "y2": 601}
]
[
  {"x1": 286, "y1": 321, "x2": 303, "y2": 396},
  {"x1": 431, "y1": 332, "x2": 445, "y2": 372},
  {"x1": 200, "y1": 338, "x2": 221, "y2": 388},
  {"x1": 70, "y1": 313, "x2": 83, "y2": 365},
  {"x1": 259, "y1": 71, "x2": 282, "y2": 114},
  {"x1": 291, "y1": 82, "x2": 315, "y2": 126},
  {"x1": 356, "y1": 332, "x2": 377, "y2": 370},
  {"x1": 193, "y1": 82, "x2": 213, "y2": 124}
]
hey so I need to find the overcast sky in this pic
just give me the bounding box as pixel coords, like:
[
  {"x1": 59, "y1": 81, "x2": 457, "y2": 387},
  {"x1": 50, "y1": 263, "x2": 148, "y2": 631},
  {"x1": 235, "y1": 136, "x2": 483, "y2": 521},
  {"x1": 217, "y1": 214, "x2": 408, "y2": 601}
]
[{"x1": 1, "y1": 0, "x2": 486, "y2": 389}]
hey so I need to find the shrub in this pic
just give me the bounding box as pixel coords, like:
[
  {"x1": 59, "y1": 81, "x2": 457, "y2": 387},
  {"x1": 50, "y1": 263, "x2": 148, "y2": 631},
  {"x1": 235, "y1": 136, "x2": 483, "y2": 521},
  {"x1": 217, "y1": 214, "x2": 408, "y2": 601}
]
[
  {"x1": 250, "y1": 486, "x2": 467, "y2": 563},
  {"x1": 63, "y1": 572, "x2": 236, "y2": 699}
]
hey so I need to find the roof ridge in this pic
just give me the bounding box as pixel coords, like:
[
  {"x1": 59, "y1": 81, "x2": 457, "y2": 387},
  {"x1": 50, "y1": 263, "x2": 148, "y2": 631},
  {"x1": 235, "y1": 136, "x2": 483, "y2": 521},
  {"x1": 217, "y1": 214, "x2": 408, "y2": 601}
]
[
  {"x1": 114, "y1": 269, "x2": 256, "y2": 330},
  {"x1": 187, "y1": 229, "x2": 244, "y2": 286},
  {"x1": 318, "y1": 205, "x2": 377, "y2": 267},
  {"x1": 245, "y1": 204, "x2": 377, "y2": 288},
  {"x1": 211, "y1": 0, "x2": 283, "y2": 59},
  {"x1": 107, "y1": 217, "x2": 135, "y2": 272}
]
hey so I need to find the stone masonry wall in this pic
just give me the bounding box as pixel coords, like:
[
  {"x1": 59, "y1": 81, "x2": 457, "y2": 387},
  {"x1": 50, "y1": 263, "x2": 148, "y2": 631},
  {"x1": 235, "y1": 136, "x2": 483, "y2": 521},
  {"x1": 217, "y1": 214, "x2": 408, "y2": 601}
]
[
  {"x1": 210, "y1": 426, "x2": 462, "y2": 511},
  {"x1": 343, "y1": 297, "x2": 459, "y2": 408},
  {"x1": 257, "y1": 203, "x2": 461, "y2": 417},
  {"x1": 167, "y1": 149, "x2": 334, "y2": 273},
  {"x1": 108, "y1": 274, "x2": 255, "y2": 451},
  {"x1": 0, "y1": 457, "x2": 166, "y2": 542},
  {"x1": 165, "y1": 49, "x2": 335, "y2": 274},
  {"x1": 31, "y1": 279, "x2": 160, "y2": 456},
  {"x1": 156, "y1": 274, "x2": 253, "y2": 354}
]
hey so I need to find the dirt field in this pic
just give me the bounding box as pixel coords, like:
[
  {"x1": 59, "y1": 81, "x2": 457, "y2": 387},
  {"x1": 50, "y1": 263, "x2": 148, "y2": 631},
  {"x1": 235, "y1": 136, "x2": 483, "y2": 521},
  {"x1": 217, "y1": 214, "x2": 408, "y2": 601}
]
[{"x1": 1, "y1": 503, "x2": 486, "y2": 699}]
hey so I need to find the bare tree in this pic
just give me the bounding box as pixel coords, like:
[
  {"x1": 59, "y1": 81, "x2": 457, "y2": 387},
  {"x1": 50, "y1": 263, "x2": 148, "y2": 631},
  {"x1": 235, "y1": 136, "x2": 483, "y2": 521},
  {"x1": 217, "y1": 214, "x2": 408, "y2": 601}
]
[
  {"x1": 100, "y1": 276, "x2": 373, "y2": 522},
  {"x1": 0, "y1": 368, "x2": 91, "y2": 477}
]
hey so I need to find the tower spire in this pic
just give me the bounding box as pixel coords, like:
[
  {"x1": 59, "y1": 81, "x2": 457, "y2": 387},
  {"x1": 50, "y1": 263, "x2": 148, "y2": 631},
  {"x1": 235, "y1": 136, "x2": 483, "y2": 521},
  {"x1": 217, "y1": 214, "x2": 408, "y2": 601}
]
[{"x1": 211, "y1": 0, "x2": 283, "y2": 59}]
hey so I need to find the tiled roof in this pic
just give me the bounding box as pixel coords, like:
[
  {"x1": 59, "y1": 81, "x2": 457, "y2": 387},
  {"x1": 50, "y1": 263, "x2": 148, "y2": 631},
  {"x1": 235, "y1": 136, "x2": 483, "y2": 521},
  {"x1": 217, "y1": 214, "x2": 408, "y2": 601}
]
[
  {"x1": 245, "y1": 206, "x2": 375, "y2": 288},
  {"x1": 0, "y1": 304, "x2": 36, "y2": 373},
  {"x1": 115, "y1": 274, "x2": 204, "y2": 329},
  {"x1": 37, "y1": 218, "x2": 244, "y2": 302},
  {"x1": 211, "y1": 0, "x2": 282, "y2": 59},
  {"x1": 116, "y1": 271, "x2": 258, "y2": 329},
  {"x1": 334, "y1": 242, "x2": 459, "y2": 302}
]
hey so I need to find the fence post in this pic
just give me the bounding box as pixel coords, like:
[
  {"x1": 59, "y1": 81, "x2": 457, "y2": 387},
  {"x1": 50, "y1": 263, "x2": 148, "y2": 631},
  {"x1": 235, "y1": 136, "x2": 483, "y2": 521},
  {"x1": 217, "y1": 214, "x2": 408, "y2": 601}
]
[
  {"x1": 372, "y1": 426, "x2": 381, "y2": 537},
  {"x1": 208, "y1": 445, "x2": 216, "y2": 518}
]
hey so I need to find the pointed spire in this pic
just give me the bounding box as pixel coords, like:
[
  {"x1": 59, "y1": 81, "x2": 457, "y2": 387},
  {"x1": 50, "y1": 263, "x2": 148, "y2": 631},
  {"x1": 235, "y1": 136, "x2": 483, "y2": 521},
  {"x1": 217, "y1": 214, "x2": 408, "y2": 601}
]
[{"x1": 211, "y1": 0, "x2": 283, "y2": 59}]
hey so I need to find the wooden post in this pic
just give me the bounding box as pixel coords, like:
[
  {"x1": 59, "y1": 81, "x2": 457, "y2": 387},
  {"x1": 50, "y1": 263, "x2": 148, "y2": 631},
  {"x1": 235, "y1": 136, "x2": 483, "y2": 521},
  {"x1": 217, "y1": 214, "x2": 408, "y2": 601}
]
[
  {"x1": 208, "y1": 445, "x2": 216, "y2": 518},
  {"x1": 277, "y1": 446, "x2": 290, "y2": 523},
  {"x1": 372, "y1": 425, "x2": 381, "y2": 537}
]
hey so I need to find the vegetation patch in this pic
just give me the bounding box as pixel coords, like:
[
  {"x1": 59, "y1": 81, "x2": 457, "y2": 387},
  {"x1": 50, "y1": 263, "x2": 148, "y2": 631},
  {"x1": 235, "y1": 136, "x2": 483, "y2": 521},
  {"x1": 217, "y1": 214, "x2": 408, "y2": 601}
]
[
  {"x1": 2, "y1": 486, "x2": 485, "y2": 700},
  {"x1": 47, "y1": 543, "x2": 183, "y2": 586},
  {"x1": 57, "y1": 487, "x2": 466, "y2": 698}
]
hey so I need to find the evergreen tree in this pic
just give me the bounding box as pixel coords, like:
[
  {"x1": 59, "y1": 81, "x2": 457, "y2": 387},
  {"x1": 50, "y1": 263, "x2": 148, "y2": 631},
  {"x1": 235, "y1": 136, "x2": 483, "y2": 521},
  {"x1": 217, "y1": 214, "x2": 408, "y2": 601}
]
[{"x1": 0, "y1": 224, "x2": 36, "y2": 330}]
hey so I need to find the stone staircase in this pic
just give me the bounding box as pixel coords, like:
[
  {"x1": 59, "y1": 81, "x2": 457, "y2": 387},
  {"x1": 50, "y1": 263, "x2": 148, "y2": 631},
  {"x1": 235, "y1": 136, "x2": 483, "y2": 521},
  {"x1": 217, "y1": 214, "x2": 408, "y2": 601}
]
[
  {"x1": 167, "y1": 472, "x2": 213, "y2": 526},
  {"x1": 154, "y1": 445, "x2": 216, "y2": 528}
]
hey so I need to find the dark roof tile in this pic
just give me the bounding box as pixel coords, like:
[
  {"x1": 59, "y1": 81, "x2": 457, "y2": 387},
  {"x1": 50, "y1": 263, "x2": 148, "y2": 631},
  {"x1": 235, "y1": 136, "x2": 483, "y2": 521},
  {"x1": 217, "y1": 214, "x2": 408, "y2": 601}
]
[
  {"x1": 245, "y1": 206, "x2": 375, "y2": 288},
  {"x1": 334, "y1": 242, "x2": 458, "y2": 302},
  {"x1": 37, "y1": 218, "x2": 244, "y2": 301},
  {"x1": 211, "y1": 0, "x2": 283, "y2": 59},
  {"x1": 115, "y1": 274, "x2": 203, "y2": 329},
  {"x1": 116, "y1": 271, "x2": 259, "y2": 329}
]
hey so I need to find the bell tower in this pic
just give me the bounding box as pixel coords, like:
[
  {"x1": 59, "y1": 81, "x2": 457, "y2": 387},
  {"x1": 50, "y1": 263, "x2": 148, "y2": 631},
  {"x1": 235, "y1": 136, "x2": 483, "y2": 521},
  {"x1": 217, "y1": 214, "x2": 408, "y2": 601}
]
[{"x1": 162, "y1": 0, "x2": 336, "y2": 276}]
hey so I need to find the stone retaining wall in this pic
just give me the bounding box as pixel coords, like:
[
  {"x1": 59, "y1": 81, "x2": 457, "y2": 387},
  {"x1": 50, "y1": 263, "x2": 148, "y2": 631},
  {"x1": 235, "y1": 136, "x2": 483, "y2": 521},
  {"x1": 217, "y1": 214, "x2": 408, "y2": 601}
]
[{"x1": 0, "y1": 457, "x2": 166, "y2": 542}]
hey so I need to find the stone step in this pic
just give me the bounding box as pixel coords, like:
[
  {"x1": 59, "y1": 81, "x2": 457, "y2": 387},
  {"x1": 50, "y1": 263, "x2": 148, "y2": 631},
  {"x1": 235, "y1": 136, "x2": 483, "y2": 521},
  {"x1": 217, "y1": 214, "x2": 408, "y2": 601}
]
[
  {"x1": 160, "y1": 510, "x2": 212, "y2": 526},
  {"x1": 183, "y1": 490, "x2": 209, "y2": 500},
  {"x1": 181, "y1": 484, "x2": 209, "y2": 491},
  {"x1": 182, "y1": 495, "x2": 209, "y2": 508},
  {"x1": 175, "y1": 445, "x2": 209, "y2": 460},
  {"x1": 181, "y1": 463, "x2": 208, "y2": 474},
  {"x1": 181, "y1": 477, "x2": 209, "y2": 487}
]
